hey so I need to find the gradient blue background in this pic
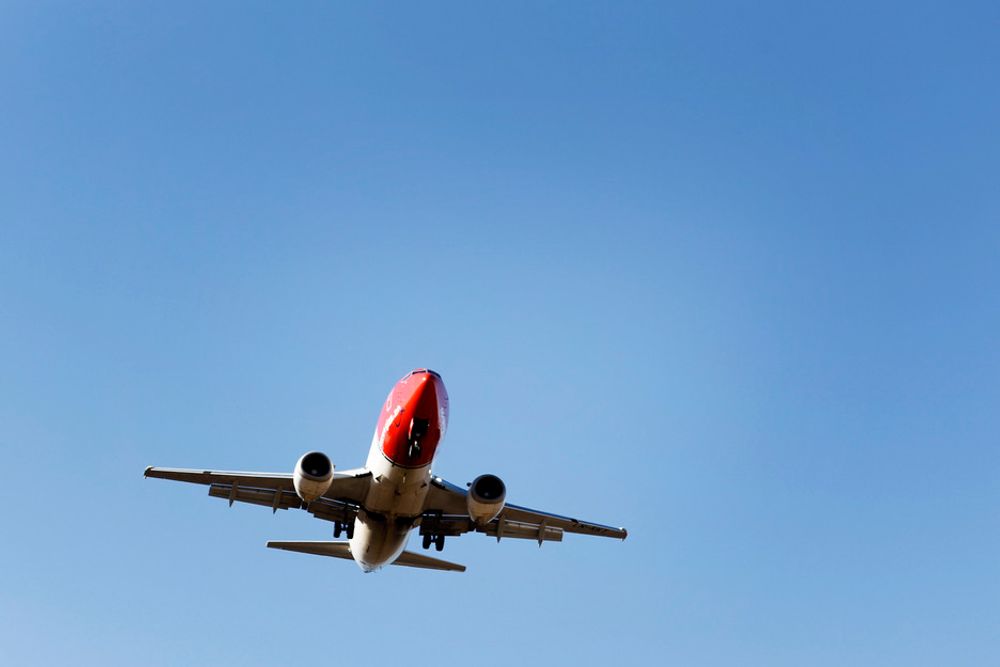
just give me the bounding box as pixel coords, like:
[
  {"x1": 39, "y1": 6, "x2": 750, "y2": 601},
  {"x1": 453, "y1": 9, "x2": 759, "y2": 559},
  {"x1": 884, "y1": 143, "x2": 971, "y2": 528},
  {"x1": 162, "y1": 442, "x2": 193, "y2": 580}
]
[{"x1": 1, "y1": 2, "x2": 998, "y2": 665}]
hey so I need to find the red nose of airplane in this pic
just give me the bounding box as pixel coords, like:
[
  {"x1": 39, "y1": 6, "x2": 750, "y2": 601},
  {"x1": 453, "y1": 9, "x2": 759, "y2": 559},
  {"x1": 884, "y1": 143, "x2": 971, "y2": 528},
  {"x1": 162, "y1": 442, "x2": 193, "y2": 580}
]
[
  {"x1": 379, "y1": 369, "x2": 449, "y2": 468},
  {"x1": 410, "y1": 371, "x2": 437, "y2": 408}
]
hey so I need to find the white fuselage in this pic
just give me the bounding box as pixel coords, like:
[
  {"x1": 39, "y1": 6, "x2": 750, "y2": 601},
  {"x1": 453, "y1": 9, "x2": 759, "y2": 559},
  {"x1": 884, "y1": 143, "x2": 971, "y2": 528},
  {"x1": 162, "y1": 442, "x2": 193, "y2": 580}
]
[
  {"x1": 347, "y1": 441, "x2": 434, "y2": 571},
  {"x1": 346, "y1": 369, "x2": 448, "y2": 572}
]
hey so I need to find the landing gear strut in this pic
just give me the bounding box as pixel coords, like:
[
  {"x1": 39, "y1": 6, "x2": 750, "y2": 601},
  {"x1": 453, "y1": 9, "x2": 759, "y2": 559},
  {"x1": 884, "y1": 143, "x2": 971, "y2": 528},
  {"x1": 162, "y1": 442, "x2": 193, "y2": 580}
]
[
  {"x1": 421, "y1": 533, "x2": 446, "y2": 551},
  {"x1": 334, "y1": 521, "x2": 355, "y2": 540}
]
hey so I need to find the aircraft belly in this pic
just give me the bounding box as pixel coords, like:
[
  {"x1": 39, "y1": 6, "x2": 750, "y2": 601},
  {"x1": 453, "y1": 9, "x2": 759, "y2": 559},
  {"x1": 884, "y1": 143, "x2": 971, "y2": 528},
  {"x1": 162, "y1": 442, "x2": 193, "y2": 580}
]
[
  {"x1": 349, "y1": 510, "x2": 411, "y2": 572},
  {"x1": 348, "y1": 451, "x2": 430, "y2": 571}
]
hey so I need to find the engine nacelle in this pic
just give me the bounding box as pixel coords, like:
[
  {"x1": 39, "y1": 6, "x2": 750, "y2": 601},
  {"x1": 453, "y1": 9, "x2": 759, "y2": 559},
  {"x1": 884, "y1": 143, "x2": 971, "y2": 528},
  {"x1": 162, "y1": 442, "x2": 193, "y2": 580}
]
[
  {"x1": 294, "y1": 451, "x2": 334, "y2": 503},
  {"x1": 467, "y1": 474, "x2": 506, "y2": 525}
]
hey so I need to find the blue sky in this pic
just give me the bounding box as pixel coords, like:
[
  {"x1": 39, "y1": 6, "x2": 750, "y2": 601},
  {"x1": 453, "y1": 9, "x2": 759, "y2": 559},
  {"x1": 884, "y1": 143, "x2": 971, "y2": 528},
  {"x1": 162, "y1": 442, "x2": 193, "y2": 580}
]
[{"x1": 1, "y1": 2, "x2": 998, "y2": 664}]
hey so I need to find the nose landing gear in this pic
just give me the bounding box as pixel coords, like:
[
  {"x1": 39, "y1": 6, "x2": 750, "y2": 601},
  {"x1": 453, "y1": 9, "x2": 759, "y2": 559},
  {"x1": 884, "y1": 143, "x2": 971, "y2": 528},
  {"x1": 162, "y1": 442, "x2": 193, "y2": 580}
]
[{"x1": 407, "y1": 417, "x2": 430, "y2": 460}]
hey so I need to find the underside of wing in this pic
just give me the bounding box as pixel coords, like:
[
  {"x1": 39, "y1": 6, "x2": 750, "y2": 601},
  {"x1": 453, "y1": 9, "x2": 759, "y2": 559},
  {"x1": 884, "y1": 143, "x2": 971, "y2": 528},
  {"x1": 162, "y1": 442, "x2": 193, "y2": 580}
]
[
  {"x1": 500, "y1": 503, "x2": 628, "y2": 539},
  {"x1": 144, "y1": 466, "x2": 372, "y2": 505},
  {"x1": 424, "y1": 475, "x2": 628, "y2": 541}
]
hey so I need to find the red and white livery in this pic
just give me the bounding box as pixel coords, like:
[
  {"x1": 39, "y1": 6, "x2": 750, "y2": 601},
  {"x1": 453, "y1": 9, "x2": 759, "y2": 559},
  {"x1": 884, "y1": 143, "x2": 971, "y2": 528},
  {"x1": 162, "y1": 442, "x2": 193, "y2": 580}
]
[{"x1": 146, "y1": 369, "x2": 627, "y2": 573}]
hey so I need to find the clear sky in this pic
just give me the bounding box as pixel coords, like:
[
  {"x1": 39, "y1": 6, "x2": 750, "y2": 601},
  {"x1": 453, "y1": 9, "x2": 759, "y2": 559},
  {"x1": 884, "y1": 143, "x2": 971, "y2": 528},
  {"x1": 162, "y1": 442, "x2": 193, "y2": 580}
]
[{"x1": 1, "y1": 2, "x2": 997, "y2": 665}]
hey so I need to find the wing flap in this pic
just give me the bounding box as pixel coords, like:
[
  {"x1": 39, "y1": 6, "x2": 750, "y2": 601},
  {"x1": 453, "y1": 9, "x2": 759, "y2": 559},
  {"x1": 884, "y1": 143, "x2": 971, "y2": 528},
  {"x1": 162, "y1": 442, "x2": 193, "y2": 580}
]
[
  {"x1": 421, "y1": 514, "x2": 564, "y2": 543},
  {"x1": 480, "y1": 518, "x2": 564, "y2": 542},
  {"x1": 206, "y1": 484, "x2": 356, "y2": 524},
  {"x1": 208, "y1": 484, "x2": 303, "y2": 511}
]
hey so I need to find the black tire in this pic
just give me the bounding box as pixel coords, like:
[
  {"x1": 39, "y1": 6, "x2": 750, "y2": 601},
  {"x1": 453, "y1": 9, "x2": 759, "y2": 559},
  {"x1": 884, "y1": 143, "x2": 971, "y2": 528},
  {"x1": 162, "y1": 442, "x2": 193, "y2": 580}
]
[
  {"x1": 333, "y1": 523, "x2": 342, "y2": 539},
  {"x1": 346, "y1": 522, "x2": 355, "y2": 540},
  {"x1": 422, "y1": 533, "x2": 432, "y2": 550},
  {"x1": 435, "y1": 535, "x2": 445, "y2": 552}
]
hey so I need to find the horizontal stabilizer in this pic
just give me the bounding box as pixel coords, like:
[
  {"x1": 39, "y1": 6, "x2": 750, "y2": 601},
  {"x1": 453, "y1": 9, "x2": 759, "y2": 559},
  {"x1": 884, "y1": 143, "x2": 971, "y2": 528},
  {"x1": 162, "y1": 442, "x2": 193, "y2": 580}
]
[
  {"x1": 392, "y1": 550, "x2": 466, "y2": 572},
  {"x1": 267, "y1": 540, "x2": 353, "y2": 560},
  {"x1": 266, "y1": 541, "x2": 466, "y2": 572}
]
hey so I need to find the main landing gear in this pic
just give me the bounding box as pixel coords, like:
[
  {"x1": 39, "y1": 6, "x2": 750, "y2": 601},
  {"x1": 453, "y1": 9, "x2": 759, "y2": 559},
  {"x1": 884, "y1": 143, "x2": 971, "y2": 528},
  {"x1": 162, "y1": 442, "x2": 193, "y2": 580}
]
[
  {"x1": 333, "y1": 521, "x2": 355, "y2": 540},
  {"x1": 421, "y1": 533, "x2": 445, "y2": 552}
]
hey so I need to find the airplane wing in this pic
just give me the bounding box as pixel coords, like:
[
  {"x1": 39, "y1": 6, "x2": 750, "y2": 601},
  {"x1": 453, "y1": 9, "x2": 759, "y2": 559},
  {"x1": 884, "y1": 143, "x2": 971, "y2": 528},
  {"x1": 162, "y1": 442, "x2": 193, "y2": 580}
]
[
  {"x1": 422, "y1": 475, "x2": 628, "y2": 542},
  {"x1": 144, "y1": 466, "x2": 372, "y2": 507}
]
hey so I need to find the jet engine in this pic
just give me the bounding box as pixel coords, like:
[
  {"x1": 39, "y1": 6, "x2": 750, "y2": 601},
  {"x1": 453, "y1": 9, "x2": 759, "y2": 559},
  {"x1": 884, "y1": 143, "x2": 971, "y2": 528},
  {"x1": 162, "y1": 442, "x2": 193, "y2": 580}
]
[
  {"x1": 467, "y1": 474, "x2": 506, "y2": 525},
  {"x1": 294, "y1": 451, "x2": 334, "y2": 503}
]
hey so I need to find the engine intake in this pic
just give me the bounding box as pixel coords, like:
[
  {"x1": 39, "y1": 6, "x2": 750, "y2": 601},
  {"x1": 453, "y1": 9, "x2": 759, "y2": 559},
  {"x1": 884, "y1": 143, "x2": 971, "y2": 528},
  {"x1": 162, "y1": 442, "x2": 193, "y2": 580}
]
[
  {"x1": 294, "y1": 451, "x2": 334, "y2": 503},
  {"x1": 467, "y1": 474, "x2": 506, "y2": 525}
]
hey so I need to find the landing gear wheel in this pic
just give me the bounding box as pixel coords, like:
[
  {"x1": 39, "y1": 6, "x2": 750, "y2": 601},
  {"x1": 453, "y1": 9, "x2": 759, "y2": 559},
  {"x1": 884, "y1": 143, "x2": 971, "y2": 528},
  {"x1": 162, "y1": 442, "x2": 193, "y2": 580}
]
[
  {"x1": 434, "y1": 534, "x2": 445, "y2": 552},
  {"x1": 345, "y1": 521, "x2": 355, "y2": 540},
  {"x1": 422, "y1": 533, "x2": 432, "y2": 550},
  {"x1": 333, "y1": 523, "x2": 343, "y2": 539}
]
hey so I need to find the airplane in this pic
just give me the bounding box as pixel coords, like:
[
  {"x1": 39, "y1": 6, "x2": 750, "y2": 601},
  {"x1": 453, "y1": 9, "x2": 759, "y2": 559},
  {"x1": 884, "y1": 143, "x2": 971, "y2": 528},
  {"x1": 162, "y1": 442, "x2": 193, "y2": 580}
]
[{"x1": 145, "y1": 369, "x2": 627, "y2": 573}]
